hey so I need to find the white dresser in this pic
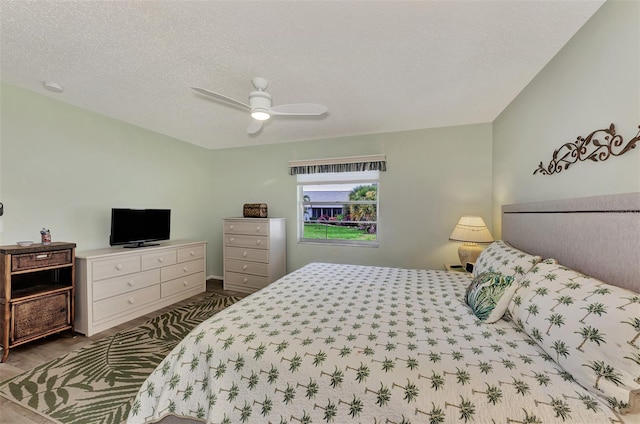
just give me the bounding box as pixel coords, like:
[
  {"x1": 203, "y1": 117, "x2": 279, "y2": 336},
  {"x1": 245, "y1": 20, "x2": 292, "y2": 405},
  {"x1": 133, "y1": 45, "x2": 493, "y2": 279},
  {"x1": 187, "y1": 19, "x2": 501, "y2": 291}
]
[
  {"x1": 75, "y1": 240, "x2": 206, "y2": 336},
  {"x1": 223, "y1": 218, "x2": 286, "y2": 293}
]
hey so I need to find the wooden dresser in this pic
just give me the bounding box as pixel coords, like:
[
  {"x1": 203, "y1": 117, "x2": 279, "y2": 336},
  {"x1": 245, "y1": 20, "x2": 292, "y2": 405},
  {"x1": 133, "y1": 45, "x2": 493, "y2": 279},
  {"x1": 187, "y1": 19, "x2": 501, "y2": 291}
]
[
  {"x1": 75, "y1": 240, "x2": 206, "y2": 336},
  {"x1": 0, "y1": 242, "x2": 76, "y2": 362},
  {"x1": 223, "y1": 218, "x2": 286, "y2": 293}
]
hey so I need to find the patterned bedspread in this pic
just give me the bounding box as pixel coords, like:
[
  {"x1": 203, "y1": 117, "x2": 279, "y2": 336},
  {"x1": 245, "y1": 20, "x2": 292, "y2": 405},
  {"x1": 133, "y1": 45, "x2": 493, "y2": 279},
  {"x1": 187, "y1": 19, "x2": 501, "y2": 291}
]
[{"x1": 127, "y1": 263, "x2": 622, "y2": 423}]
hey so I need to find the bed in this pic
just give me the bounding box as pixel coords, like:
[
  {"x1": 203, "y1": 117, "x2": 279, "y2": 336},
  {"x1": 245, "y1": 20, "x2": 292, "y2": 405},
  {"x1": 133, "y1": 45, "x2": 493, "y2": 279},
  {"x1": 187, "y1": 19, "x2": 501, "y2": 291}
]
[{"x1": 127, "y1": 193, "x2": 640, "y2": 424}]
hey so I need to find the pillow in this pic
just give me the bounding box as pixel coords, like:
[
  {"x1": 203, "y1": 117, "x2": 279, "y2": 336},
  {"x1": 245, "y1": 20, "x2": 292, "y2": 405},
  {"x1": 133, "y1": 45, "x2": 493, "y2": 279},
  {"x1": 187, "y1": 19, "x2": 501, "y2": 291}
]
[
  {"x1": 473, "y1": 240, "x2": 541, "y2": 278},
  {"x1": 466, "y1": 272, "x2": 517, "y2": 323},
  {"x1": 508, "y1": 260, "x2": 640, "y2": 413}
]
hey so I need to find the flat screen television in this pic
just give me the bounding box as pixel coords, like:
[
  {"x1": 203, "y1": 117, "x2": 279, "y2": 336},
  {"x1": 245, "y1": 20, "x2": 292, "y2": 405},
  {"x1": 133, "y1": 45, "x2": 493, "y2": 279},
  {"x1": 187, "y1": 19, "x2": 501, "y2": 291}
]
[{"x1": 109, "y1": 208, "x2": 171, "y2": 248}]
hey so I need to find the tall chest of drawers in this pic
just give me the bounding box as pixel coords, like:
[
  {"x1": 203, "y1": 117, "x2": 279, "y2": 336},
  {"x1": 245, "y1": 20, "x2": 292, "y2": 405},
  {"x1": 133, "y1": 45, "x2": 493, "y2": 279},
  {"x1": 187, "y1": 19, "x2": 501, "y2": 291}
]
[
  {"x1": 223, "y1": 218, "x2": 286, "y2": 293},
  {"x1": 75, "y1": 240, "x2": 206, "y2": 336}
]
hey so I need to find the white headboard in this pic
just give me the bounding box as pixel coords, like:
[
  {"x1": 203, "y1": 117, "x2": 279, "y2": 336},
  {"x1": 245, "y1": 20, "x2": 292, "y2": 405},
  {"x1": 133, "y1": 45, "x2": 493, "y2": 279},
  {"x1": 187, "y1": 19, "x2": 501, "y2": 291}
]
[{"x1": 502, "y1": 192, "x2": 640, "y2": 293}]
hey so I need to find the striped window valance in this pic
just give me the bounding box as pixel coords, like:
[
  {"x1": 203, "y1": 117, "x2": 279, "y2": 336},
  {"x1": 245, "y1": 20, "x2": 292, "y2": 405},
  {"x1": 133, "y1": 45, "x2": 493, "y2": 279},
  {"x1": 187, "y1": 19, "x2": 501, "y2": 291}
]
[{"x1": 288, "y1": 154, "x2": 386, "y2": 175}]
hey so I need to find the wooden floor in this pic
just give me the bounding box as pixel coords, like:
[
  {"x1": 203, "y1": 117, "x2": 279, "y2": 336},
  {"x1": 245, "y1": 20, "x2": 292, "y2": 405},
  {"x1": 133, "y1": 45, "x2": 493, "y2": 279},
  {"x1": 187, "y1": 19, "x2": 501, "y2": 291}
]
[{"x1": 0, "y1": 280, "x2": 246, "y2": 424}]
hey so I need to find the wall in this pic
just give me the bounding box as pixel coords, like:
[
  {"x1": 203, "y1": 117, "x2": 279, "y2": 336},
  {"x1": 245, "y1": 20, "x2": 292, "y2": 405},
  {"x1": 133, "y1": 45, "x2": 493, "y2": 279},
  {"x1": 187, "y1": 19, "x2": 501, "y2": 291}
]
[
  {"x1": 0, "y1": 83, "x2": 217, "y2": 266},
  {"x1": 492, "y1": 0, "x2": 640, "y2": 236},
  {"x1": 0, "y1": 83, "x2": 493, "y2": 277},
  {"x1": 4, "y1": 1, "x2": 634, "y2": 277},
  {"x1": 208, "y1": 124, "x2": 493, "y2": 276}
]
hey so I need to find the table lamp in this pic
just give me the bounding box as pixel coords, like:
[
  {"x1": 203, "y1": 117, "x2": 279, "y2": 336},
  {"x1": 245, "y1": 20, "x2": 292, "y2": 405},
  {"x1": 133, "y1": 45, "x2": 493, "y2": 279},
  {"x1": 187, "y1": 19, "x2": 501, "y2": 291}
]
[{"x1": 449, "y1": 216, "x2": 494, "y2": 268}]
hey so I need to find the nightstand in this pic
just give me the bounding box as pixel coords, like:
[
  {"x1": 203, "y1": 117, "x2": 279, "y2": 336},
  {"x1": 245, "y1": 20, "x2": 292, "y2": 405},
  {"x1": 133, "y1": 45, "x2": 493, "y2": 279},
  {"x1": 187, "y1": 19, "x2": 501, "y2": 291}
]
[{"x1": 0, "y1": 242, "x2": 76, "y2": 362}]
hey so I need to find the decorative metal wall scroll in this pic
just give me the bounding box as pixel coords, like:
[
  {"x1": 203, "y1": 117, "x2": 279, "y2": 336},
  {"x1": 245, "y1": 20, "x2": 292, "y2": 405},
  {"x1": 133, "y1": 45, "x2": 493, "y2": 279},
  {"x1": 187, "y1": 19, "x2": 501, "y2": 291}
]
[{"x1": 534, "y1": 123, "x2": 640, "y2": 176}]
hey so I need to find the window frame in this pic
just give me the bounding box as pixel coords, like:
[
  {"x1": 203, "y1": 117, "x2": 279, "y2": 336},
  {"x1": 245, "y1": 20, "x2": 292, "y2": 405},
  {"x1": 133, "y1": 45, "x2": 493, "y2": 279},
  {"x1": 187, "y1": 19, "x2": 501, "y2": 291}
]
[{"x1": 297, "y1": 171, "x2": 380, "y2": 247}]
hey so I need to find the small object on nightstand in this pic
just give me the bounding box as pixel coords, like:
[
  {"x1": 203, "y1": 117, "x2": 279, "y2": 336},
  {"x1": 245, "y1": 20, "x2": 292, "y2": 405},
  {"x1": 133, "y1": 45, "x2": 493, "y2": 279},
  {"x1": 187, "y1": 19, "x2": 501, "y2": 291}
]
[
  {"x1": 465, "y1": 262, "x2": 475, "y2": 273},
  {"x1": 444, "y1": 264, "x2": 467, "y2": 272},
  {"x1": 40, "y1": 228, "x2": 51, "y2": 245}
]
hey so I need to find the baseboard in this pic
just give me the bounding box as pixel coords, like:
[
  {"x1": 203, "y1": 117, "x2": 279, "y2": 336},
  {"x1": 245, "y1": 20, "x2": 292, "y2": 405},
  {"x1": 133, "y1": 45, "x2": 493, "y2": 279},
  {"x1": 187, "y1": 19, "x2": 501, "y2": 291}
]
[{"x1": 207, "y1": 274, "x2": 223, "y2": 281}]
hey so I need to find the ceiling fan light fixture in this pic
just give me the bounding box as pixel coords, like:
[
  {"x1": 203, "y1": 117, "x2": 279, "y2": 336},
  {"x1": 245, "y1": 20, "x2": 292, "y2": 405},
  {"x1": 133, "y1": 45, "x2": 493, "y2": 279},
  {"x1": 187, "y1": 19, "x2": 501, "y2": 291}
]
[
  {"x1": 251, "y1": 110, "x2": 271, "y2": 121},
  {"x1": 191, "y1": 77, "x2": 327, "y2": 134}
]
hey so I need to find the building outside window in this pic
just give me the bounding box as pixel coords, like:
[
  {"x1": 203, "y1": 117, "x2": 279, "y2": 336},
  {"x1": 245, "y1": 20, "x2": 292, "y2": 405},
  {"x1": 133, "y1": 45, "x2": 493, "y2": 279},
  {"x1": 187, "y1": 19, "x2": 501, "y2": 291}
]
[{"x1": 297, "y1": 171, "x2": 379, "y2": 246}]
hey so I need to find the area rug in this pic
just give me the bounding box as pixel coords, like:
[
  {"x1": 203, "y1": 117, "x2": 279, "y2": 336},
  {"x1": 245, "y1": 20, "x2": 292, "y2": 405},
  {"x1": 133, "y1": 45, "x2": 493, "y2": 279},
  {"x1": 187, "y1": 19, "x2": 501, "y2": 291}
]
[{"x1": 0, "y1": 293, "x2": 241, "y2": 424}]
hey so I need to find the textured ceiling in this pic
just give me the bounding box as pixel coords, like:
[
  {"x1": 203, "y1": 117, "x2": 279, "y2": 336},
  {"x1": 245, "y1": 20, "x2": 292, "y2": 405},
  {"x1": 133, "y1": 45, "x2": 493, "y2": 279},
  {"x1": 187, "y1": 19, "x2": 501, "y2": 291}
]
[{"x1": 0, "y1": 1, "x2": 604, "y2": 150}]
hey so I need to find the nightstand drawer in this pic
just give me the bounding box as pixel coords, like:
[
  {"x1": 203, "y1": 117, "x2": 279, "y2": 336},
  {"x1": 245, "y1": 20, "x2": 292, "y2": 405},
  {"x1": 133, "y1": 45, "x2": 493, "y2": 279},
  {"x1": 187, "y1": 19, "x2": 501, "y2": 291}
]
[
  {"x1": 224, "y1": 220, "x2": 270, "y2": 236},
  {"x1": 12, "y1": 290, "x2": 71, "y2": 341},
  {"x1": 12, "y1": 249, "x2": 73, "y2": 272}
]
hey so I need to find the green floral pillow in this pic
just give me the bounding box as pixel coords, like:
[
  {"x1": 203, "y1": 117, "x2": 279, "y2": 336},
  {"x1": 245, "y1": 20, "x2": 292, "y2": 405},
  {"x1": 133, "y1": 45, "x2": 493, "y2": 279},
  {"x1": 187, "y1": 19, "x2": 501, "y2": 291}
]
[
  {"x1": 473, "y1": 241, "x2": 541, "y2": 279},
  {"x1": 508, "y1": 260, "x2": 640, "y2": 413},
  {"x1": 466, "y1": 272, "x2": 517, "y2": 323}
]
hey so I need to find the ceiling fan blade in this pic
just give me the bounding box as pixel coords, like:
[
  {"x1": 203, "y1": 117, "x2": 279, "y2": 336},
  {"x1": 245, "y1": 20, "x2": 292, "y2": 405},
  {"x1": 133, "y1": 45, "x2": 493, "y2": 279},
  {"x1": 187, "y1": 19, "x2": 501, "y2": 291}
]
[
  {"x1": 270, "y1": 103, "x2": 328, "y2": 116},
  {"x1": 191, "y1": 87, "x2": 250, "y2": 110},
  {"x1": 247, "y1": 119, "x2": 263, "y2": 134}
]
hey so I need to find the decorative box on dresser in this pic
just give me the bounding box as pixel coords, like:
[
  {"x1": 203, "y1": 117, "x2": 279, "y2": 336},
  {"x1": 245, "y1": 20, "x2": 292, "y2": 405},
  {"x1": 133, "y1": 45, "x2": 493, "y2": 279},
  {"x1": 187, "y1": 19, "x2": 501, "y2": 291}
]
[
  {"x1": 223, "y1": 218, "x2": 286, "y2": 293},
  {"x1": 0, "y1": 242, "x2": 76, "y2": 362},
  {"x1": 75, "y1": 240, "x2": 206, "y2": 337}
]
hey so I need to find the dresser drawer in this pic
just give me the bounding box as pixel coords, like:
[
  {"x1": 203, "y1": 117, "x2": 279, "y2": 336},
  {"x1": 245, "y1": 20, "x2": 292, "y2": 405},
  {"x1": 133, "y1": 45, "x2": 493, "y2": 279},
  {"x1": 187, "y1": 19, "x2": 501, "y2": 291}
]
[
  {"x1": 160, "y1": 258, "x2": 205, "y2": 282},
  {"x1": 12, "y1": 249, "x2": 72, "y2": 272},
  {"x1": 224, "y1": 271, "x2": 269, "y2": 291},
  {"x1": 93, "y1": 269, "x2": 160, "y2": 301},
  {"x1": 161, "y1": 271, "x2": 205, "y2": 298},
  {"x1": 225, "y1": 259, "x2": 268, "y2": 276},
  {"x1": 224, "y1": 234, "x2": 269, "y2": 250},
  {"x1": 225, "y1": 246, "x2": 269, "y2": 263},
  {"x1": 92, "y1": 255, "x2": 141, "y2": 281},
  {"x1": 224, "y1": 220, "x2": 270, "y2": 236},
  {"x1": 93, "y1": 285, "x2": 160, "y2": 322},
  {"x1": 177, "y1": 245, "x2": 205, "y2": 263},
  {"x1": 141, "y1": 249, "x2": 176, "y2": 271}
]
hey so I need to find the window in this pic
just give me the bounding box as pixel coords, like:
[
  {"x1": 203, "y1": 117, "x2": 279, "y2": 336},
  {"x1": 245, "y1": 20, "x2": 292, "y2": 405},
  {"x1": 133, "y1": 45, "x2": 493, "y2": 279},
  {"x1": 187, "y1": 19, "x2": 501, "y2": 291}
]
[{"x1": 297, "y1": 171, "x2": 379, "y2": 246}]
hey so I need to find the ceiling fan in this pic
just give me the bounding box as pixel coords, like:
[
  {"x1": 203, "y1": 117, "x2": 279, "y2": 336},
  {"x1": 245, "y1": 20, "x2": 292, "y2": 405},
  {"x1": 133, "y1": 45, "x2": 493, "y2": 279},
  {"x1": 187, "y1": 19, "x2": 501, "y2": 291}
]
[{"x1": 191, "y1": 77, "x2": 328, "y2": 134}]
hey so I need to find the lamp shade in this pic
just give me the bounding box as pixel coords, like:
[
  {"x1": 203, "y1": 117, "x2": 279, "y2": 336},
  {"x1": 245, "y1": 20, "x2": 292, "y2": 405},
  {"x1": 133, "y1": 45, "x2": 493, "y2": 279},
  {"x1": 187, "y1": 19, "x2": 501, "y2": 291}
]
[{"x1": 449, "y1": 216, "x2": 494, "y2": 243}]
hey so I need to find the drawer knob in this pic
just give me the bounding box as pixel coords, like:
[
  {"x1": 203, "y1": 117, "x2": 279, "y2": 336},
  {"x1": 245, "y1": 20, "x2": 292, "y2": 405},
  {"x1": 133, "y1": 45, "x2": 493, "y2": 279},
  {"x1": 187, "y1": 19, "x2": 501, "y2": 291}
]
[
  {"x1": 128, "y1": 298, "x2": 134, "y2": 304},
  {"x1": 190, "y1": 251, "x2": 195, "y2": 256},
  {"x1": 243, "y1": 278, "x2": 248, "y2": 283},
  {"x1": 242, "y1": 251, "x2": 248, "y2": 257},
  {"x1": 158, "y1": 258, "x2": 164, "y2": 263},
  {"x1": 128, "y1": 281, "x2": 134, "y2": 286},
  {"x1": 256, "y1": 240, "x2": 261, "y2": 245},
  {"x1": 116, "y1": 264, "x2": 123, "y2": 270},
  {"x1": 256, "y1": 226, "x2": 261, "y2": 232},
  {"x1": 36, "y1": 254, "x2": 49, "y2": 259},
  {"x1": 183, "y1": 267, "x2": 188, "y2": 273},
  {"x1": 229, "y1": 237, "x2": 235, "y2": 243},
  {"x1": 183, "y1": 281, "x2": 188, "y2": 286},
  {"x1": 229, "y1": 225, "x2": 234, "y2": 230},
  {"x1": 242, "y1": 265, "x2": 248, "y2": 270}
]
